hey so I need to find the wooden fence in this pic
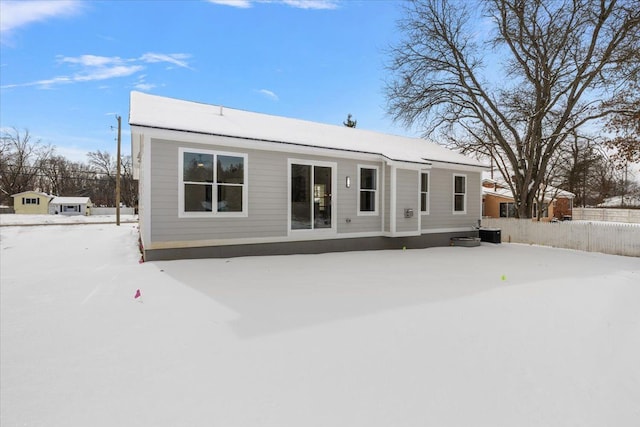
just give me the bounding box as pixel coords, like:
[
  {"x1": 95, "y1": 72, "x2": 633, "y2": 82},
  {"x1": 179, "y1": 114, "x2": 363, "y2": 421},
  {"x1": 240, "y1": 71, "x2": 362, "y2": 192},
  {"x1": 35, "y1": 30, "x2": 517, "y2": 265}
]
[
  {"x1": 481, "y1": 218, "x2": 640, "y2": 257},
  {"x1": 573, "y1": 208, "x2": 640, "y2": 223}
]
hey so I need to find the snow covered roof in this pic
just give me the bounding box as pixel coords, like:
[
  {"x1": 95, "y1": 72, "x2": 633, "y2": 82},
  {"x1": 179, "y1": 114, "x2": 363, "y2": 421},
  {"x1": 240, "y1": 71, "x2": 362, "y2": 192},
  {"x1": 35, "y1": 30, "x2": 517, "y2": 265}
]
[
  {"x1": 481, "y1": 172, "x2": 575, "y2": 200},
  {"x1": 482, "y1": 187, "x2": 514, "y2": 199},
  {"x1": 597, "y1": 196, "x2": 640, "y2": 208},
  {"x1": 50, "y1": 197, "x2": 91, "y2": 205},
  {"x1": 11, "y1": 191, "x2": 53, "y2": 199},
  {"x1": 129, "y1": 91, "x2": 487, "y2": 169},
  {"x1": 552, "y1": 188, "x2": 576, "y2": 199}
]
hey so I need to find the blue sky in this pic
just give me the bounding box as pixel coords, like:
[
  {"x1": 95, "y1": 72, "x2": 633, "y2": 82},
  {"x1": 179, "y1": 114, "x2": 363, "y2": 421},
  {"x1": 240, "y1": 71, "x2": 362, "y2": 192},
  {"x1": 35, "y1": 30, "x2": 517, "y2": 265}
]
[{"x1": 0, "y1": 0, "x2": 414, "y2": 162}]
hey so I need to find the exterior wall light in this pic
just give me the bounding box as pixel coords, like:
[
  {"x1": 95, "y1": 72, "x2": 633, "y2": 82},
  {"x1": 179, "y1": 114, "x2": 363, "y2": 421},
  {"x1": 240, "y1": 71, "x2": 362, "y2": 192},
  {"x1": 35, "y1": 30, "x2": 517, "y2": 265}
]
[{"x1": 346, "y1": 176, "x2": 351, "y2": 188}]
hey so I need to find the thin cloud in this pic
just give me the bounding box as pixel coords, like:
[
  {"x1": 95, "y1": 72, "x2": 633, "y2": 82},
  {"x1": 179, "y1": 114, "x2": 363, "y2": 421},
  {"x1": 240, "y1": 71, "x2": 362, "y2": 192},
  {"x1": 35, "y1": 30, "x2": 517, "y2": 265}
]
[
  {"x1": 74, "y1": 65, "x2": 144, "y2": 82},
  {"x1": 133, "y1": 75, "x2": 156, "y2": 91},
  {"x1": 140, "y1": 53, "x2": 192, "y2": 69},
  {"x1": 281, "y1": 0, "x2": 339, "y2": 9},
  {"x1": 1, "y1": 0, "x2": 83, "y2": 35},
  {"x1": 134, "y1": 83, "x2": 156, "y2": 91},
  {"x1": 1, "y1": 52, "x2": 191, "y2": 90},
  {"x1": 208, "y1": 0, "x2": 339, "y2": 9},
  {"x1": 207, "y1": 0, "x2": 252, "y2": 7},
  {"x1": 60, "y1": 55, "x2": 124, "y2": 67},
  {"x1": 258, "y1": 89, "x2": 279, "y2": 101}
]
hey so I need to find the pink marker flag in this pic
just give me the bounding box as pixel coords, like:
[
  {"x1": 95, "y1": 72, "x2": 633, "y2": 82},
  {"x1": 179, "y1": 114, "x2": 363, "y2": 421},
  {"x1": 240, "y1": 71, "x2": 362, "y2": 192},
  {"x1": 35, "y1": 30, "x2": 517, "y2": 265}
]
[{"x1": 134, "y1": 289, "x2": 141, "y2": 299}]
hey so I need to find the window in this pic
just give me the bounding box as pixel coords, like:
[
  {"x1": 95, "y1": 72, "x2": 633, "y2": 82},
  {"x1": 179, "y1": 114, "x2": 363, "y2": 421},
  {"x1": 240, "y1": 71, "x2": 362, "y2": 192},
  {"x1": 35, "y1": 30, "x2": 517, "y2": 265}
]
[
  {"x1": 358, "y1": 166, "x2": 378, "y2": 215},
  {"x1": 532, "y1": 203, "x2": 548, "y2": 218},
  {"x1": 179, "y1": 148, "x2": 247, "y2": 217},
  {"x1": 453, "y1": 174, "x2": 466, "y2": 213},
  {"x1": 420, "y1": 172, "x2": 430, "y2": 214},
  {"x1": 22, "y1": 197, "x2": 38, "y2": 205},
  {"x1": 499, "y1": 202, "x2": 516, "y2": 218}
]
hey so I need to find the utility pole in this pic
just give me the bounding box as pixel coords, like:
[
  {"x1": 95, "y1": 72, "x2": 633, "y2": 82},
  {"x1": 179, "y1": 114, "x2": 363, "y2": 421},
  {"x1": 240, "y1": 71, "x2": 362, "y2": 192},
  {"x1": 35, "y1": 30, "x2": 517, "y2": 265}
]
[{"x1": 116, "y1": 115, "x2": 122, "y2": 226}]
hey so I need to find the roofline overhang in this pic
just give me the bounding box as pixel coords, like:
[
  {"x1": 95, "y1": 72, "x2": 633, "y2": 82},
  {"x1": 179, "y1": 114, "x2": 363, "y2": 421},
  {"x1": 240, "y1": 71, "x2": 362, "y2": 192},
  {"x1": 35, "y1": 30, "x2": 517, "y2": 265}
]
[
  {"x1": 130, "y1": 123, "x2": 484, "y2": 170},
  {"x1": 130, "y1": 123, "x2": 432, "y2": 167}
]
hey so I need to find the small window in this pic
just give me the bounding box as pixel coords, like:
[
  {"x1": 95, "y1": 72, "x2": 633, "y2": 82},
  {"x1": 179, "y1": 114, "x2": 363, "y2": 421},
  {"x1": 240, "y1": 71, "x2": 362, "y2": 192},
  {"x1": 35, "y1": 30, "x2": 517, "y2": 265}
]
[
  {"x1": 453, "y1": 174, "x2": 466, "y2": 213},
  {"x1": 179, "y1": 148, "x2": 247, "y2": 217},
  {"x1": 358, "y1": 166, "x2": 378, "y2": 215},
  {"x1": 420, "y1": 172, "x2": 429, "y2": 214},
  {"x1": 500, "y1": 202, "x2": 516, "y2": 218}
]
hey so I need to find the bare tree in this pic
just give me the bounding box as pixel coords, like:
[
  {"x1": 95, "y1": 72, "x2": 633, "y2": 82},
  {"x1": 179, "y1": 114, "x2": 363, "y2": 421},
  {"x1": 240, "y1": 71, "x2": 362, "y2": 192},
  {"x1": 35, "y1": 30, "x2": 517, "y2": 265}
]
[
  {"x1": 87, "y1": 150, "x2": 115, "y2": 206},
  {"x1": 86, "y1": 150, "x2": 137, "y2": 207},
  {"x1": 603, "y1": 78, "x2": 640, "y2": 167},
  {"x1": 0, "y1": 128, "x2": 53, "y2": 206},
  {"x1": 386, "y1": 0, "x2": 640, "y2": 218},
  {"x1": 119, "y1": 155, "x2": 138, "y2": 209},
  {"x1": 37, "y1": 156, "x2": 95, "y2": 197}
]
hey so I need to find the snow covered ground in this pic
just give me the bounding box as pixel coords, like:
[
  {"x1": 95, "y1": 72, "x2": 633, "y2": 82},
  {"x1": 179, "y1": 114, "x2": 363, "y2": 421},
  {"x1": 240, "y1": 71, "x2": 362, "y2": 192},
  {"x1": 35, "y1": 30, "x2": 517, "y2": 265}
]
[
  {"x1": 1, "y1": 220, "x2": 639, "y2": 426},
  {"x1": 0, "y1": 214, "x2": 138, "y2": 226}
]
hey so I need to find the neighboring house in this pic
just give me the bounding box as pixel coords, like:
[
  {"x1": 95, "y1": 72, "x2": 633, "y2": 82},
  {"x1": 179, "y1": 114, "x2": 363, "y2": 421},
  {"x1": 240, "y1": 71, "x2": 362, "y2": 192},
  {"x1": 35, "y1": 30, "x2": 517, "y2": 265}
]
[
  {"x1": 482, "y1": 174, "x2": 575, "y2": 220},
  {"x1": 482, "y1": 179, "x2": 516, "y2": 218},
  {"x1": 129, "y1": 92, "x2": 488, "y2": 261},
  {"x1": 11, "y1": 191, "x2": 54, "y2": 214},
  {"x1": 49, "y1": 197, "x2": 92, "y2": 216}
]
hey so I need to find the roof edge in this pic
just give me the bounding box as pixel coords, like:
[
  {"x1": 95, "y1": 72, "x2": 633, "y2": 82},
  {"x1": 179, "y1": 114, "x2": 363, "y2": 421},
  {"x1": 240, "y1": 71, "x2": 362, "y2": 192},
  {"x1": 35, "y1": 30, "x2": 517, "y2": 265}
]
[{"x1": 130, "y1": 123, "x2": 435, "y2": 167}]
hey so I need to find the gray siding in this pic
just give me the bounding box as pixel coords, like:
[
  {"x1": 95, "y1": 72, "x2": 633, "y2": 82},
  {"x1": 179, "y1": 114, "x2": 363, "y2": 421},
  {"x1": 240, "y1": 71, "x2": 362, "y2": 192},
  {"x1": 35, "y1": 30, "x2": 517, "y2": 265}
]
[
  {"x1": 396, "y1": 169, "x2": 420, "y2": 233},
  {"x1": 421, "y1": 168, "x2": 481, "y2": 231},
  {"x1": 149, "y1": 138, "x2": 384, "y2": 243},
  {"x1": 150, "y1": 138, "x2": 287, "y2": 243},
  {"x1": 336, "y1": 161, "x2": 383, "y2": 234}
]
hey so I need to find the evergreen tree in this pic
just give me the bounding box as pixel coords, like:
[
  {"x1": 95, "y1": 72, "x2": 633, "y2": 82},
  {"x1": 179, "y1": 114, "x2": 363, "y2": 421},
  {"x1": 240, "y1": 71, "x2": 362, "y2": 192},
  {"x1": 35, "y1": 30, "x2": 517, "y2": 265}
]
[{"x1": 343, "y1": 114, "x2": 357, "y2": 128}]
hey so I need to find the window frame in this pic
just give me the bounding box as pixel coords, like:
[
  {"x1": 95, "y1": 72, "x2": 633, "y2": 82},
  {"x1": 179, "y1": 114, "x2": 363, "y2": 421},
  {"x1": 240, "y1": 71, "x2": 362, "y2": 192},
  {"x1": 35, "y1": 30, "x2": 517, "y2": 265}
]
[
  {"x1": 420, "y1": 172, "x2": 430, "y2": 215},
  {"x1": 453, "y1": 174, "x2": 467, "y2": 214},
  {"x1": 357, "y1": 165, "x2": 379, "y2": 216},
  {"x1": 178, "y1": 147, "x2": 248, "y2": 218}
]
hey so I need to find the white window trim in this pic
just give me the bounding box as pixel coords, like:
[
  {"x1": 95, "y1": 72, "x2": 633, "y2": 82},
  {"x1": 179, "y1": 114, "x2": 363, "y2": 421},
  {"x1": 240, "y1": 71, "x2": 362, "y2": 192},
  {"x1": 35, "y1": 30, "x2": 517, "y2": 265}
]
[
  {"x1": 287, "y1": 158, "x2": 337, "y2": 235},
  {"x1": 453, "y1": 173, "x2": 467, "y2": 214},
  {"x1": 357, "y1": 164, "x2": 379, "y2": 216},
  {"x1": 178, "y1": 147, "x2": 248, "y2": 218},
  {"x1": 420, "y1": 171, "x2": 430, "y2": 215}
]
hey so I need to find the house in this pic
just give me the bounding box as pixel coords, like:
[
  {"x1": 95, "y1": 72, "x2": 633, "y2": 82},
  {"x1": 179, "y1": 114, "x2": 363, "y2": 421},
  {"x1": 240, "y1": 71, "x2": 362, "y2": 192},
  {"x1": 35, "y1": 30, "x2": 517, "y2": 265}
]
[
  {"x1": 10, "y1": 191, "x2": 54, "y2": 214},
  {"x1": 49, "y1": 197, "x2": 92, "y2": 216},
  {"x1": 129, "y1": 92, "x2": 488, "y2": 261},
  {"x1": 482, "y1": 174, "x2": 575, "y2": 220}
]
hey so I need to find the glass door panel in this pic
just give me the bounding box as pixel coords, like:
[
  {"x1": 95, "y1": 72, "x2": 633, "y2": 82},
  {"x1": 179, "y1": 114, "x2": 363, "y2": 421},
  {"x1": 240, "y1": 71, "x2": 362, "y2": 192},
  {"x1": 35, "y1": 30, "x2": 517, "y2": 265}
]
[
  {"x1": 291, "y1": 164, "x2": 312, "y2": 229},
  {"x1": 314, "y1": 166, "x2": 332, "y2": 229}
]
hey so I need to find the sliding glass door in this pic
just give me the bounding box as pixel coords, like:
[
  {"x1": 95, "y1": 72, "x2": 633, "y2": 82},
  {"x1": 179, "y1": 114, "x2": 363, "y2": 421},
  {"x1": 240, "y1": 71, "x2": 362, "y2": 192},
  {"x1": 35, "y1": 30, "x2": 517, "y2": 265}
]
[{"x1": 290, "y1": 162, "x2": 333, "y2": 231}]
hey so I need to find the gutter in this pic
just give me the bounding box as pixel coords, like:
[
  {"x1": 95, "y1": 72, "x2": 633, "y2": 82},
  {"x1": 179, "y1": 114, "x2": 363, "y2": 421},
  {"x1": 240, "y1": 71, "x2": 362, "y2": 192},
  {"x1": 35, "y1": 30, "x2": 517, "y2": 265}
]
[{"x1": 129, "y1": 123, "x2": 440, "y2": 167}]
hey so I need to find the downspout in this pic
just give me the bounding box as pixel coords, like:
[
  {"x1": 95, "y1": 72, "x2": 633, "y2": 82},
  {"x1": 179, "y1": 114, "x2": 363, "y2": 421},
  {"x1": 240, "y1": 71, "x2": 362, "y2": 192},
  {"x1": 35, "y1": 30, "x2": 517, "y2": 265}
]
[{"x1": 390, "y1": 165, "x2": 397, "y2": 236}]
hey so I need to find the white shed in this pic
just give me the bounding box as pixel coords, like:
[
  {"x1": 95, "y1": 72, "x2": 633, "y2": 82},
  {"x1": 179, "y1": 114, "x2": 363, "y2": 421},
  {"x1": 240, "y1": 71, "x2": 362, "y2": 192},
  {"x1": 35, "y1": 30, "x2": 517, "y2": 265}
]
[{"x1": 49, "y1": 197, "x2": 92, "y2": 216}]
